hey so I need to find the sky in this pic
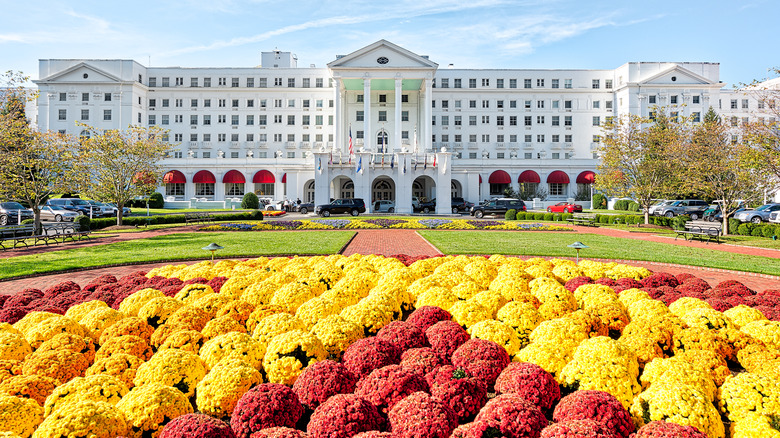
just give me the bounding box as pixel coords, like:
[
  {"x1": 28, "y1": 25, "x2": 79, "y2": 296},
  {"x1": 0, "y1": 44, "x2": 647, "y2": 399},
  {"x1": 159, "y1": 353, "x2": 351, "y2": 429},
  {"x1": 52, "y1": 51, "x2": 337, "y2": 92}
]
[{"x1": 1, "y1": 0, "x2": 777, "y2": 87}]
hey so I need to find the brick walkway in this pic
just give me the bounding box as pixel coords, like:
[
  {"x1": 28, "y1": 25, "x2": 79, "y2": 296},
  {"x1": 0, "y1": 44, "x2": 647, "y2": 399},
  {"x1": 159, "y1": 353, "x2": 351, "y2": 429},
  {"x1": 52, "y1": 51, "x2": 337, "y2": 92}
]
[{"x1": 342, "y1": 229, "x2": 442, "y2": 257}]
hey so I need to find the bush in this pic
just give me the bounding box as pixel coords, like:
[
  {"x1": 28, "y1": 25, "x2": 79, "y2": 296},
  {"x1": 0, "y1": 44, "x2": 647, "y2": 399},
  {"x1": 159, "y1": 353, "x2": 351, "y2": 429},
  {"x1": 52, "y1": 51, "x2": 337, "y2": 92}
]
[
  {"x1": 515, "y1": 212, "x2": 526, "y2": 220},
  {"x1": 762, "y1": 224, "x2": 777, "y2": 238},
  {"x1": 505, "y1": 209, "x2": 517, "y2": 221},
  {"x1": 561, "y1": 213, "x2": 573, "y2": 221},
  {"x1": 598, "y1": 215, "x2": 610, "y2": 224},
  {"x1": 251, "y1": 210, "x2": 264, "y2": 221},
  {"x1": 627, "y1": 202, "x2": 640, "y2": 212},
  {"x1": 20, "y1": 218, "x2": 34, "y2": 225},
  {"x1": 751, "y1": 225, "x2": 766, "y2": 237},
  {"x1": 534, "y1": 213, "x2": 545, "y2": 221},
  {"x1": 149, "y1": 192, "x2": 165, "y2": 209},
  {"x1": 592, "y1": 194, "x2": 607, "y2": 210},
  {"x1": 737, "y1": 223, "x2": 753, "y2": 236},
  {"x1": 614, "y1": 200, "x2": 630, "y2": 211},
  {"x1": 728, "y1": 218, "x2": 741, "y2": 235},
  {"x1": 242, "y1": 192, "x2": 260, "y2": 210},
  {"x1": 630, "y1": 215, "x2": 644, "y2": 225},
  {"x1": 672, "y1": 215, "x2": 690, "y2": 231},
  {"x1": 543, "y1": 213, "x2": 554, "y2": 221},
  {"x1": 76, "y1": 215, "x2": 91, "y2": 231}
]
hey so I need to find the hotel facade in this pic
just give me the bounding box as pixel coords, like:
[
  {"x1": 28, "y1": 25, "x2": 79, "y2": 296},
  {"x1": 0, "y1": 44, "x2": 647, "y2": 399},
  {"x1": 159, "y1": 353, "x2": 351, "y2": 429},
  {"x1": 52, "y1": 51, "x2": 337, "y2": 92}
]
[{"x1": 32, "y1": 40, "x2": 770, "y2": 214}]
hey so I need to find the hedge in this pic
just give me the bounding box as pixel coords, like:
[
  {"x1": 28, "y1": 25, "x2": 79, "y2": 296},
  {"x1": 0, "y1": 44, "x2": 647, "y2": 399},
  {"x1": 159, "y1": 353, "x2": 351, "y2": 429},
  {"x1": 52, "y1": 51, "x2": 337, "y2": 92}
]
[
  {"x1": 515, "y1": 211, "x2": 526, "y2": 220},
  {"x1": 87, "y1": 210, "x2": 263, "y2": 230},
  {"x1": 505, "y1": 209, "x2": 517, "y2": 221}
]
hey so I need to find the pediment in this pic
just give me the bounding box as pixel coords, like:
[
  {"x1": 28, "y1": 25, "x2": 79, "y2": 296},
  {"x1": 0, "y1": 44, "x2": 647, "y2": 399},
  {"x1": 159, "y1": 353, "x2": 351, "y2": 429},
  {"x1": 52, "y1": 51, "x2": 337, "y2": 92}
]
[
  {"x1": 38, "y1": 62, "x2": 123, "y2": 83},
  {"x1": 328, "y1": 40, "x2": 438, "y2": 70},
  {"x1": 638, "y1": 65, "x2": 714, "y2": 85}
]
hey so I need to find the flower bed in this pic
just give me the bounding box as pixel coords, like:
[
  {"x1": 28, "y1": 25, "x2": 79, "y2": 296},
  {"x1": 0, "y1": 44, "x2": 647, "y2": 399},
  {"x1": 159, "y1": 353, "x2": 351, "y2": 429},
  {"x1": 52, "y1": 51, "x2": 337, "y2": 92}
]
[
  {"x1": 199, "y1": 218, "x2": 574, "y2": 232},
  {"x1": 2, "y1": 254, "x2": 779, "y2": 437}
]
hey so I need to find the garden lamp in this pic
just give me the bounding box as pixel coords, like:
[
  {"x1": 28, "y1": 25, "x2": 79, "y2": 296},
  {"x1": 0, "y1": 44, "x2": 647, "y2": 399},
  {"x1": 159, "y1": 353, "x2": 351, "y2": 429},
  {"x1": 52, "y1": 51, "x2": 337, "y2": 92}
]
[
  {"x1": 202, "y1": 242, "x2": 224, "y2": 261},
  {"x1": 567, "y1": 241, "x2": 589, "y2": 263}
]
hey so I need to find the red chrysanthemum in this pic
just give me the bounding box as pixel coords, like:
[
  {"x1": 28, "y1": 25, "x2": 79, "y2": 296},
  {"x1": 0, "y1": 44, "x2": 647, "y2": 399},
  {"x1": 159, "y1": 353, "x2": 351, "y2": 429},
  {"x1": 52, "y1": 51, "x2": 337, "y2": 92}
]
[
  {"x1": 400, "y1": 348, "x2": 450, "y2": 376},
  {"x1": 82, "y1": 275, "x2": 117, "y2": 293},
  {"x1": 388, "y1": 391, "x2": 458, "y2": 438},
  {"x1": 640, "y1": 273, "x2": 679, "y2": 289},
  {"x1": 354, "y1": 365, "x2": 428, "y2": 414},
  {"x1": 160, "y1": 413, "x2": 236, "y2": 438},
  {"x1": 474, "y1": 393, "x2": 547, "y2": 438},
  {"x1": 307, "y1": 394, "x2": 383, "y2": 438},
  {"x1": 552, "y1": 390, "x2": 633, "y2": 438},
  {"x1": 376, "y1": 321, "x2": 429, "y2": 352},
  {"x1": 631, "y1": 421, "x2": 708, "y2": 438},
  {"x1": 540, "y1": 419, "x2": 619, "y2": 438},
  {"x1": 430, "y1": 374, "x2": 487, "y2": 420},
  {"x1": 342, "y1": 338, "x2": 401, "y2": 380},
  {"x1": 494, "y1": 362, "x2": 560, "y2": 412},
  {"x1": 594, "y1": 278, "x2": 616, "y2": 287},
  {"x1": 451, "y1": 339, "x2": 509, "y2": 390},
  {"x1": 292, "y1": 360, "x2": 357, "y2": 411},
  {"x1": 613, "y1": 278, "x2": 642, "y2": 293},
  {"x1": 208, "y1": 276, "x2": 229, "y2": 293},
  {"x1": 425, "y1": 321, "x2": 469, "y2": 360},
  {"x1": 564, "y1": 277, "x2": 593, "y2": 293},
  {"x1": 248, "y1": 428, "x2": 306, "y2": 438},
  {"x1": 405, "y1": 306, "x2": 452, "y2": 332},
  {"x1": 231, "y1": 383, "x2": 304, "y2": 438}
]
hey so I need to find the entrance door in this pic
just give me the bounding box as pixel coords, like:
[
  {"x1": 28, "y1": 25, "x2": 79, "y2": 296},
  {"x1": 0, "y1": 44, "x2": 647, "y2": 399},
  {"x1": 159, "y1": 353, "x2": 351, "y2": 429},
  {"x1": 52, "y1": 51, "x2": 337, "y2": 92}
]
[
  {"x1": 373, "y1": 179, "x2": 394, "y2": 201},
  {"x1": 377, "y1": 130, "x2": 389, "y2": 153}
]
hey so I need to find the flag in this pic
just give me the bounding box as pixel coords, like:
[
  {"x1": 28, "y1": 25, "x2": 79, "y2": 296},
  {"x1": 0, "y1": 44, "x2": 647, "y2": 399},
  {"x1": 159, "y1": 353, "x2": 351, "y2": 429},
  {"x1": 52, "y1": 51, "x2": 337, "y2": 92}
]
[
  {"x1": 317, "y1": 158, "x2": 321, "y2": 171},
  {"x1": 390, "y1": 154, "x2": 394, "y2": 169},
  {"x1": 414, "y1": 158, "x2": 418, "y2": 171},
  {"x1": 433, "y1": 154, "x2": 437, "y2": 168},
  {"x1": 413, "y1": 125, "x2": 418, "y2": 154},
  {"x1": 348, "y1": 125, "x2": 353, "y2": 157},
  {"x1": 424, "y1": 154, "x2": 427, "y2": 170},
  {"x1": 381, "y1": 154, "x2": 385, "y2": 167},
  {"x1": 403, "y1": 157, "x2": 407, "y2": 174},
  {"x1": 356, "y1": 156, "x2": 362, "y2": 174},
  {"x1": 328, "y1": 153, "x2": 332, "y2": 165}
]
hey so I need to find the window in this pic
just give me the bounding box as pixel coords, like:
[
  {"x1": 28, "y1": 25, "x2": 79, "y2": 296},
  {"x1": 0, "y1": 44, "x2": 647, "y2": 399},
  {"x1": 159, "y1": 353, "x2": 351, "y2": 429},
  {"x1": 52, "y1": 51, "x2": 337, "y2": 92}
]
[
  {"x1": 469, "y1": 79, "x2": 476, "y2": 88},
  {"x1": 592, "y1": 116, "x2": 600, "y2": 126},
  {"x1": 230, "y1": 99, "x2": 238, "y2": 108},
  {"x1": 172, "y1": 77, "x2": 182, "y2": 86},
  {"x1": 670, "y1": 95, "x2": 678, "y2": 104},
  {"x1": 203, "y1": 115, "x2": 211, "y2": 125},
  {"x1": 482, "y1": 78, "x2": 489, "y2": 87},
  {"x1": 496, "y1": 116, "x2": 504, "y2": 126},
  {"x1": 552, "y1": 100, "x2": 559, "y2": 109},
  {"x1": 195, "y1": 183, "x2": 214, "y2": 197},
  {"x1": 552, "y1": 135, "x2": 560, "y2": 142},
  {"x1": 274, "y1": 99, "x2": 282, "y2": 108},
  {"x1": 166, "y1": 183, "x2": 184, "y2": 197},
  {"x1": 82, "y1": 92, "x2": 89, "y2": 102},
  {"x1": 432, "y1": 116, "x2": 436, "y2": 126},
  {"x1": 469, "y1": 116, "x2": 477, "y2": 126},
  {"x1": 648, "y1": 95, "x2": 657, "y2": 104},
  {"x1": 149, "y1": 77, "x2": 157, "y2": 87},
  {"x1": 496, "y1": 79, "x2": 504, "y2": 88},
  {"x1": 605, "y1": 100, "x2": 613, "y2": 109},
  {"x1": 482, "y1": 116, "x2": 490, "y2": 124},
  {"x1": 564, "y1": 79, "x2": 572, "y2": 89},
  {"x1": 161, "y1": 115, "x2": 169, "y2": 125},
  {"x1": 316, "y1": 78, "x2": 323, "y2": 88},
  {"x1": 59, "y1": 92, "x2": 67, "y2": 101},
  {"x1": 537, "y1": 134, "x2": 545, "y2": 143},
  {"x1": 592, "y1": 79, "x2": 600, "y2": 89},
  {"x1": 174, "y1": 133, "x2": 182, "y2": 142},
  {"x1": 402, "y1": 94, "x2": 409, "y2": 103},
  {"x1": 469, "y1": 100, "x2": 477, "y2": 108},
  {"x1": 524, "y1": 116, "x2": 532, "y2": 126},
  {"x1": 441, "y1": 79, "x2": 449, "y2": 88},
  {"x1": 509, "y1": 116, "x2": 517, "y2": 126},
  {"x1": 247, "y1": 99, "x2": 254, "y2": 108},
  {"x1": 288, "y1": 78, "x2": 295, "y2": 87},
  {"x1": 173, "y1": 99, "x2": 182, "y2": 108},
  {"x1": 258, "y1": 78, "x2": 266, "y2": 87},
  {"x1": 593, "y1": 101, "x2": 600, "y2": 109},
  {"x1": 356, "y1": 111, "x2": 364, "y2": 122},
  {"x1": 356, "y1": 94, "x2": 364, "y2": 103},
  {"x1": 441, "y1": 100, "x2": 448, "y2": 108},
  {"x1": 288, "y1": 99, "x2": 295, "y2": 107},
  {"x1": 202, "y1": 152, "x2": 210, "y2": 158},
  {"x1": 549, "y1": 183, "x2": 565, "y2": 196},
  {"x1": 565, "y1": 134, "x2": 572, "y2": 142},
  {"x1": 469, "y1": 152, "x2": 477, "y2": 159},
  {"x1": 246, "y1": 115, "x2": 254, "y2": 125},
  {"x1": 302, "y1": 115, "x2": 310, "y2": 125},
  {"x1": 81, "y1": 109, "x2": 89, "y2": 120},
  {"x1": 58, "y1": 109, "x2": 66, "y2": 120},
  {"x1": 731, "y1": 99, "x2": 738, "y2": 109},
  {"x1": 536, "y1": 79, "x2": 545, "y2": 87},
  {"x1": 482, "y1": 100, "x2": 489, "y2": 108},
  {"x1": 470, "y1": 135, "x2": 477, "y2": 142},
  {"x1": 536, "y1": 116, "x2": 544, "y2": 124},
  {"x1": 524, "y1": 79, "x2": 532, "y2": 89},
  {"x1": 203, "y1": 77, "x2": 212, "y2": 87},
  {"x1": 564, "y1": 100, "x2": 572, "y2": 110},
  {"x1": 259, "y1": 115, "x2": 267, "y2": 125},
  {"x1": 497, "y1": 100, "x2": 503, "y2": 109},
  {"x1": 203, "y1": 134, "x2": 211, "y2": 142},
  {"x1": 537, "y1": 100, "x2": 544, "y2": 109},
  {"x1": 509, "y1": 79, "x2": 517, "y2": 88},
  {"x1": 162, "y1": 77, "x2": 170, "y2": 87},
  {"x1": 692, "y1": 112, "x2": 701, "y2": 123},
  {"x1": 218, "y1": 115, "x2": 226, "y2": 123},
  {"x1": 605, "y1": 79, "x2": 613, "y2": 89},
  {"x1": 378, "y1": 111, "x2": 387, "y2": 122},
  {"x1": 301, "y1": 78, "x2": 310, "y2": 88},
  {"x1": 551, "y1": 79, "x2": 559, "y2": 89},
  {"x1": 692, "y1": 95, "x2": 700, "y2": 104},
  {"x1": 316, "y1": 100, "x2": 323, "y2": 108},
  {"x1": 316, "y1": 115, "x2": 323, "y2": 125},
  {"x1": 190, "y1": 134, "x2": 198, "y2": 142},
  {"x1": 191, "y1": 115, "x2": 198, "y2": 125},
  {"x1": 402, "y1": 111, "x2": 409, "y2": 122},
  {"x1": 482, "y1": 134, "x2": 490, "y2": 142},
  {"x1": 564, "y1": 116, "x2": 572, "y2": 126},
  {"x1": 742, "y1": 99, "x2": 749, "y2": 109},
  {"x1": 287, "y1": 115, "x2": 295, "y2": 125},
  {"x1": 524, "y1": 100, "x2": 531, "y2": 109},
  {"x1": 454, "y1": 79, "x2": 462, "y2": 88},
  {"x1": 174, "y1": 115, "x2": 183, "y2": 123},
  {"x1": 552, "y1": 153, "x2": 560, "y2": 159},
  {"x1": 274, "y1": 78, "x2": 282, "y2": 86},
  {"x1": 273, "y1": 133, "x2": 282, "y2": 142},
  {"x1": 497, "y1": 152, "x2": 505, "y2": 159}
]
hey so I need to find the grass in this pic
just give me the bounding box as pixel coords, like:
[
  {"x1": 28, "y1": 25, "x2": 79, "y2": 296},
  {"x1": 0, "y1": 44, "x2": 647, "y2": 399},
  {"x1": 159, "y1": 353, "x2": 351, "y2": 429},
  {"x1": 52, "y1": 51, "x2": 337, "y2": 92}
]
[
  {"x1": 419, "y1": 230, "x2": 780, "y2": 276},
  {"x1": 0, "y1": 231, "x2": 355, "y2": 280}
]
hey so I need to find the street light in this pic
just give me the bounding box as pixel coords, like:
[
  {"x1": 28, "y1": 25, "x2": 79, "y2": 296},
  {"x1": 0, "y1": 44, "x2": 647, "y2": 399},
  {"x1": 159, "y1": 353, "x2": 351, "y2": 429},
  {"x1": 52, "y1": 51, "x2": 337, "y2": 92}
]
[
  {"x1": 567, "y1": 241, "x2": 589, "y2": 263},
  {"x1": 202, "y1": 242, "x2": 224, "y2": 261}
]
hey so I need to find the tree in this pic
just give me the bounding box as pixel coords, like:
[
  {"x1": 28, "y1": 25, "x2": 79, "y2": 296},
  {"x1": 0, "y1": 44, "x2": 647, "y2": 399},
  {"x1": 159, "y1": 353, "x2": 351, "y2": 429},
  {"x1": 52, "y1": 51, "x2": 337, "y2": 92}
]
[
  {"x1": 0, "y1": 71, "x2": 77, "y2": 231},
  {"x1": 595, "y1": 108, "x2": 684, "y2": 224},
  {"x1": 741, "y1": 68, "x2": 780, "y2": 195},
  {"x1": 676, "y1": 107, "x2": 767, "y2": 235},
  {"x1": 71, "y1": 124, "x2": 174, "y2": 225}
]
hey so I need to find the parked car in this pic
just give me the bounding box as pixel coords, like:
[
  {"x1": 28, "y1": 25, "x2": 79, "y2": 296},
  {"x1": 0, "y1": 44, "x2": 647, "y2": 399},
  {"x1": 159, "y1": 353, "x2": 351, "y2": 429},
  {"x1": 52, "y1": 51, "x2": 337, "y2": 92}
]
[
  {"x1": 84, "y1": 200, "x2": 116, "y2": 217},
  {"x1": 451, "y1": 197, "x2": 470, "y2": 214},
  {"x1": 105, "y1": 203, "x2": 132, "y2": 217},
  {"x1": 373, "y1": 200, "x2": 395, "y2": 213},
  {"x1": 769, "y1": 211, "x2": 780, "y2": 224},
  {"x1": 414, "y1": 198, "x2": 436, "y2": 214},
  {"x1": 470, "y1": 198, "x2": 527, "y2": 219},
  {"x1": 709, "y1": 207, "x2": 748, "y2": 223},
  {"x1": 655, "y1": 199, "x2": 709, "y2": 220},
  {"x1": 295, "y1": 202, "x2": 314, "y2": 214},
  {"x1": 734, "y1": 204, "x2": 780, "y2": 224},
  {"x1": 648, "y1": 200, "x2": 674, "y2": 216},
  {"x1": 315, "y1": 198, "x2": 366, "y2": 217},
  {"x1": 0, "y1": 202, "x2": 33, "y2": 225},
  {"x1": 46, "y1": 198, "x2": 92, "y2": 216},
  {"x1": 547, "y1": 202, "x2": 583, "y2": 214},
  {"x1": 39, "y1": 205, "x2": 80, "y2": 222}
]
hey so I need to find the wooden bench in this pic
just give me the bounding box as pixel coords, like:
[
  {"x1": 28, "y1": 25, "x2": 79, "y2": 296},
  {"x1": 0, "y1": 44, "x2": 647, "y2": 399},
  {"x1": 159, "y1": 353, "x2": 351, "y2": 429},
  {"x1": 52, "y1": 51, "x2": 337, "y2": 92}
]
[
  {"x1": 185, "y1": 212, "x2": 215, "y2": 224},
  {"x1": 0, "y1": 225, "x2": 38, "y2": 250},
  {"x1": 566, "y1": 213, "x2": 598, "y2": 227},
  {"x1": 43, "y1": 223, "x2": 91, "y2": 243},
  {"x1": 674, "y1": 224, "x2": 720, "y2": 244},
  {"x1": 198, "y1": 212, "x2": 215, "y2": 223}
]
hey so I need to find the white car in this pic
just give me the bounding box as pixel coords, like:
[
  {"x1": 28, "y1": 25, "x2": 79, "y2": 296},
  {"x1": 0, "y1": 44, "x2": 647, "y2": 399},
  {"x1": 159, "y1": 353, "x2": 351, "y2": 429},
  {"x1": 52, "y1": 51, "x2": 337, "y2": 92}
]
[
  {"x1": 39, "y1": 205, "x2": 80, "y2": 222},
  {"x1": 373, "y1": 200, "x2": 395, "y2": 213},
  {"x1": 769, "y1": 211, "x2": 780, "y2": 224}
]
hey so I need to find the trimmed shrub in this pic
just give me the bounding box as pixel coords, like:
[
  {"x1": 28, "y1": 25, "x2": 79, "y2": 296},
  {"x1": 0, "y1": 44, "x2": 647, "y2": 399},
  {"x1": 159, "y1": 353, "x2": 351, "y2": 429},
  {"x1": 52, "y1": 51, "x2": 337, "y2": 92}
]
[
  {"x1": 21, "y1": 218, "x2": 34, "y2": 225},
  {"x1": 592, "y1": 194, "x2": 607, "y2": 209},
  {"x1": 762, "y1": 224, "x2": 777, "y2": 238},
  {"x1": 627, "y1": 202, "x2": 640, "y2": 212},
  {"x1": 505, "y1": 209, "x2": 517, "y2": 221},
  {"x1": 149, "y1": 192, "x2": 165, "y2": 209},
  {"x1": 598, "y1": 215, "x2": 610, "y2": 224},
  {"x1": 242, "y1": 192, "x2": 260, "y2": 210},
  {"x1": 737, "y1": 223, "x2": 753, "y2": 236},
  {"x1": 250, "y1": 210, "x2": 263, "y2": 220},
  {"x1": 630, "y1": 215, "x2": 644, "y2": 225},
  {"x1": 534, "y1": 213, "x2": 546, "y2": 220},
  {"x1": 76, "y1": 215, "x2": 91, "y2": 231},
  {"x1": 751, "y1": 225, "x2": 766, "y2": 237},
  {"x1": 561, "y1": 213, "x2": 573, "y2": 221},
  {"x1": 614, "y1": 200, "x2": 630, "y2": 211},
  {"x1": 515, "y1": 212, "x2": 526, "y2": 220},
  {"x1": 672, "y1": 215, "x2": 690, "y2": 231},
  {"x1": 728, "y1": 218, "x2": 741, "y2": 235},
  {"x1": 543, "y1": 213, "x2": 554, "y2": 221}
]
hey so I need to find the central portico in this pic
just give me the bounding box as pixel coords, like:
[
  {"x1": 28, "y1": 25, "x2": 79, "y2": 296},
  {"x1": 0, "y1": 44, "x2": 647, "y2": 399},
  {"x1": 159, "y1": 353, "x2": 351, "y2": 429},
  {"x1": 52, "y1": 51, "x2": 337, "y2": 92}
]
[{"x1": 314, "y1": 40, "x2": 452, "y2": 214}]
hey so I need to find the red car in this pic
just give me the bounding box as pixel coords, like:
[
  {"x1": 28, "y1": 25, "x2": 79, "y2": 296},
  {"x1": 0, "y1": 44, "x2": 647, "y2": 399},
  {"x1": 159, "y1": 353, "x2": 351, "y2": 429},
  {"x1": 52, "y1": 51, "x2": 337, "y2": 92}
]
[{"x1": 547, "y1": 202, "x2": 583, "y2": 213}]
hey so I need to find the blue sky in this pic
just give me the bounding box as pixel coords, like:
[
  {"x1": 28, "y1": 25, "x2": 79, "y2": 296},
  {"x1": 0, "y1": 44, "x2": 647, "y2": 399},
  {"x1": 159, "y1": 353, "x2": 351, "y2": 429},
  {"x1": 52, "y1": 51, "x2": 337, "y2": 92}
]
[{"x1": 1, "y1": 0, "x2": 776, "y2": 86}]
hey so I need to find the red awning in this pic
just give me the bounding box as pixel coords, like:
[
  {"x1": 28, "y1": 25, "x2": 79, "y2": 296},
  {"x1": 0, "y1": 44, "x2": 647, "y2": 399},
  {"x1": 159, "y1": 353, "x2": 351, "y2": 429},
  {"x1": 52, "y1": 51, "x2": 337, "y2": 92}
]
[
  {"x1": 222, "y1": 170, "x2": 246, "y2": 184},
  {"x1": 547, "y1": 171, "x2": 570, "y2": 184},
  {"x1": 281, "y1": 173, "x2": 287, "y2": 184},
  {"x1": 576, "y1": 171, "x2": 596, "y2": 184},
  {"x1": 518, "y1": 170, "x2": 541, "y2": 184},
  {"x1": 163, "y1": 170, "x2": 186, "y2": 184},
  {"x1": 253, "y1": 170, "x2": 275, "y2": 184},
  {"x1": 479, "y1": 175, "x2": 483, "y2": 184},
  {"x1": 488, "y1": 170, "x2": 511, "y2": 184},
  {"x1": 193, "y1": 170, "x2": 216, "y2": 184}
]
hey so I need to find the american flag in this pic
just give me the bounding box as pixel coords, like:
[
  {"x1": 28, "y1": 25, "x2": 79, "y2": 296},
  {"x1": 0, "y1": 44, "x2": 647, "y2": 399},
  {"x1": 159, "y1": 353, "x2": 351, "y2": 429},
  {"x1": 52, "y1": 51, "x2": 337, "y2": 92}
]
[{"x1": 348, "y1": 126, "x2": 353, "y2": 157}]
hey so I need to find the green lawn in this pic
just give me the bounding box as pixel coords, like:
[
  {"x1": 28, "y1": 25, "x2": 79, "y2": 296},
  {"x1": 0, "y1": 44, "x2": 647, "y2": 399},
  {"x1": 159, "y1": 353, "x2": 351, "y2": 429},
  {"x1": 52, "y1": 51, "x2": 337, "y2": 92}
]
[
  {"x1": 419, "y1": 230, "x2": 780, "y2": 275},
  {"x1": 0, "y1": 231, "x2": 354, "y2": 280}
]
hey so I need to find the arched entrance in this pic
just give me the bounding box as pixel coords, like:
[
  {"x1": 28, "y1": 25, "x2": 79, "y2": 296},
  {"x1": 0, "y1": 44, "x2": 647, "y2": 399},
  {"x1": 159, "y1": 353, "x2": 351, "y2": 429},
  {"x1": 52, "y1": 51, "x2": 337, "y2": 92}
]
[
  {"x1": 304, "y1": 179, "x2": 315, "y2": 203},
  {"x1": 376, "y1": 130, "x2": 389, "y2": 153},
  {"x1": 451, "y1": 180, "x2": 463, "y2": 198},
  {"x1": 413, "y1": 176, "x2": 436, "y2": 201},
  {"x1": 330, "y1": 175, "x2": 354, "y2": 200},
  {"x1": 372, "y1": 177, "x2": 395, "y2": 202}
]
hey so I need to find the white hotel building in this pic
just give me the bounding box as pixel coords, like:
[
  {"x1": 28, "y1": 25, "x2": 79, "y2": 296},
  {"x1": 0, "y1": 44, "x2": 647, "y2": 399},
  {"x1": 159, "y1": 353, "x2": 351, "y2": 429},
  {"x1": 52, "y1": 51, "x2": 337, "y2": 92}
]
[{"x1": 33, "y1": 40, "x2": 769, "y2": 214}]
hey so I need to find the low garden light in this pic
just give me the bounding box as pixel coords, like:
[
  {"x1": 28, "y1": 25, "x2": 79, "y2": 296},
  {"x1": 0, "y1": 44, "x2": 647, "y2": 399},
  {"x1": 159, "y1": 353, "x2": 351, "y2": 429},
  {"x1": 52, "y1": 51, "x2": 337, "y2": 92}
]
[
  {"x1": 202, "y1": 242, "x2": 224, "y2": 261},
  {"x1": 567, "y1": 241, "x2": 589, "y2": 263}
]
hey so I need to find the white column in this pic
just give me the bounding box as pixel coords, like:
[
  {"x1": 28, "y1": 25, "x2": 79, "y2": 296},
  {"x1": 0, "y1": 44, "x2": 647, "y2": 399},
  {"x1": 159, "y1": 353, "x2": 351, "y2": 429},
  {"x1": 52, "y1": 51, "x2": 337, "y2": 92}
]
[
  {"x1": 314, "y1": 152, "x2": 330, "y2": 207},
  {"x1": 333, "y1": 80, "x2": 341, "y2": 153},
  {"x1": 394, "y1": 78, "x2": 402, "y2": 153},
  {"x1": 424, "y1": 78, "x2": 432, "y2": 152},
  {"x1": 363, "y1": 78, "x2": 372, "y2": 151}
]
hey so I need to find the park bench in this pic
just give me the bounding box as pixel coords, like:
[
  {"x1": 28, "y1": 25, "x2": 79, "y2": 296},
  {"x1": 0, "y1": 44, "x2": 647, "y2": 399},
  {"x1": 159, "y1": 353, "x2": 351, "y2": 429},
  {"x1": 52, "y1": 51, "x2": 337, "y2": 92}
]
[
  {"x1": 43, "y1": 223, "x2": 91, "y2": 243},
  {"x1": 0, "y1": 225, "x2": 38, "y2": 250},
  {"x1": 674, "y1": 224, "x2": 720, "y2": 244},
  {"x1": 185, "y1": 212, "x2": 215, "y2": 224},
  {"x1": 566, "y1": 213, "x2": 598, "y2": 227}
]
